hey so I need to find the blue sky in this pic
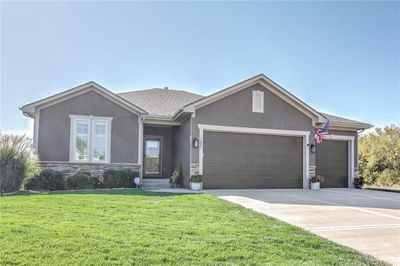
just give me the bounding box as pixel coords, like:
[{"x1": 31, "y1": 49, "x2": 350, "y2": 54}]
[{"x1": 1, "y1": 1, "x2": 399, "y2": 136}]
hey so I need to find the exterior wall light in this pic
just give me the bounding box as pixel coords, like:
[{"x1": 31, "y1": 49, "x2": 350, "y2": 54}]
[
  {"x1": 310, "y1": 144, "x2": 316, "y2": 153},
  {"x1": 193, "y1": 138, "x2": 199, "y2": 148}
]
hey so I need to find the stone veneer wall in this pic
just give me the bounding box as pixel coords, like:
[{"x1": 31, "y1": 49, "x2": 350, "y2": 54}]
[{"x1": 40, "y1": 161, "x2": 141, "y2": 177}]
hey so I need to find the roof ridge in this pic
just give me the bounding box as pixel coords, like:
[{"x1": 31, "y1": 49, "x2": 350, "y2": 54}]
[{"x1": 117, "y1": 88, "x2": 204, "y2": 97}]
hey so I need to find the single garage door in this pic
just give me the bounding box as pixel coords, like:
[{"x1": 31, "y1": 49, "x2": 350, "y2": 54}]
[
  {"x1": 203, "y1": 131, "x2": 303, "y2": 189},
  {"x1": 316, "y1": 140, "x2": 348, "y2": 188}
]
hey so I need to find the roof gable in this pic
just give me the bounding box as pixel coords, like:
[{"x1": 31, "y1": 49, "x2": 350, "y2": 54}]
[
  {"x1": 182, "y1": 74, "x2": 326, "y2": 124},
  {"x1": 21, "y1": 81, "x2": 147, "y2": 116}
]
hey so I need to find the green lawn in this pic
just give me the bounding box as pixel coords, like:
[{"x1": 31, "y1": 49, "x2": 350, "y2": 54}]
[{"x1": 1, "y1": 189, "x2": 384, "y2": 265}]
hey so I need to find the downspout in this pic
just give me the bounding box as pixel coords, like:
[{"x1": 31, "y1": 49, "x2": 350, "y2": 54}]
[{"x1": 138, "y1": 116, "x2": 144, "y2": 178}]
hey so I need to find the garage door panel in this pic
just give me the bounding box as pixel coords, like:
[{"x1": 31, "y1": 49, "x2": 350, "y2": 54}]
[
  {"x1": 316, "y1": 140, "x2": 348, "y2": 188},
  {"x1": 203, "y1": 132, "x2": 303, "y2": 189},
  {"x1": 204, "y1": 175, "x2": 302, "y2": 189}
]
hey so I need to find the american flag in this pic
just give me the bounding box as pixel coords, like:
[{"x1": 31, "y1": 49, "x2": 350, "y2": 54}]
[{"x1": 315, "y1": 120, "x2": 329, "y2": 144}]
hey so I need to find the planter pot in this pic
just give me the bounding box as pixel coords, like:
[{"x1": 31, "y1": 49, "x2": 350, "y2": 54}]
[
  {"x1": 311, "y1": 182, "x2": 320, "y2": 190},
  {"x1": 190, "y1": 182, "x2": 203, "y2": 191}
]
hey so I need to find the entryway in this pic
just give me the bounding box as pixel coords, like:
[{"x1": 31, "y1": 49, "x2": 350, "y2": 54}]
[{"x1": 143, "y1": 125, "x2": 173, "y2": 179}]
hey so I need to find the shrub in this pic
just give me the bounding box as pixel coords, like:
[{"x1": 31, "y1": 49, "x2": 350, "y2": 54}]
[
  {"x1": 24, "y1": 170, "x2": 65, "y2": 191},
  {"x1": 375, "y1": 169, "x2": 400, "y2": 187},
  {"x1": 102, "y1": 169, "x2": 139, "y2": 188},
  {"x1": 0, "y1": 134, "x2": 40, "y2": 194},
  {"x1": 189, "y1": 175, "x2": 202, "y2": 183},
  {"x1": 66, "y1": 172, "x2": 98, "y2": 190}
]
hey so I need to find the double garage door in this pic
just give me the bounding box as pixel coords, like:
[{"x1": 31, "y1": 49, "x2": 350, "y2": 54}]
[
  {"x1": 202, "y1": 131, "x2": 349, "y2": 189},
  {"x1": 203, "y1": 132, "x2": 304, "y2": 189}
]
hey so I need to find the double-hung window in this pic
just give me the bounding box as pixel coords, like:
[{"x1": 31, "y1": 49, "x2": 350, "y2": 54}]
[{"x1": 70, "y1": 115, "x2": 112, "y2": 163}]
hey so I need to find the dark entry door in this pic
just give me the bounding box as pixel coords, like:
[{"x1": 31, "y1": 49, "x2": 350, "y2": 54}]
[
  {"x1": 316, "y1": 140, "x2": 348, "y2": 188},
  {"x1": 144, "y1": 137, "x2": 162, "y2": 177}
]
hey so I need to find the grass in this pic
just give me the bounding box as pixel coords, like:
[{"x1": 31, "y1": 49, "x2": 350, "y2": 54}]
[{"x1": 1, "y1": 189, "x2": 385, "y2": 265}]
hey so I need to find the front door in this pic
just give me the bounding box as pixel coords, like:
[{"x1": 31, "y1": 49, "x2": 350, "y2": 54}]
[{"x1": 144, "y1": 136, "x2": 162, "y2": 177}]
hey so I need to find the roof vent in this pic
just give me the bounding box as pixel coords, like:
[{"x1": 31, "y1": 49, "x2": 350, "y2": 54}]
[{"x1": 164, "y1": 86, "x2": 168, "y2": 90}]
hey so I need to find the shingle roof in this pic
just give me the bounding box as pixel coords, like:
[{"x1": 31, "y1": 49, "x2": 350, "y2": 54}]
[
  {"x1": 118, "y1": 88, "x2": 204, "y2": 117},
  {"x1": 320, "y1": 113, "x2": 372, "y2": 129},
  {"x1": 117, "y1": 88, "x2": 371, "y2": 129}
]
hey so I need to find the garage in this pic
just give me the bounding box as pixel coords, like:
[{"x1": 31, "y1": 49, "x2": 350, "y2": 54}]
[
  {"x1": 316, "y1": 140, "x2": 349, "y2": 188},
  {"x1": 202, "y1": 131, "x2": 304, "y2": 189}
]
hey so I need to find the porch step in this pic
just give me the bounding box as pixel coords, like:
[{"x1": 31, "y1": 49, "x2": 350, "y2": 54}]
[{"x1": 141, "y1": 178, "x2": 171, "y2": 189}]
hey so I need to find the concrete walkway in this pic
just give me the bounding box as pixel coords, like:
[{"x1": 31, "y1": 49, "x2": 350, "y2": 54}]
[
  {"x1": 147, "y1": 188, "x2": 201, "y2": 193},
  {"x1": 205, "y1": 188, "x2": 400, "y2": 265}
]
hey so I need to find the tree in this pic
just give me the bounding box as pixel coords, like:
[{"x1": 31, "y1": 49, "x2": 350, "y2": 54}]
[{"x1": 359, "y1": 124, "x2": 400, "y2": 186}]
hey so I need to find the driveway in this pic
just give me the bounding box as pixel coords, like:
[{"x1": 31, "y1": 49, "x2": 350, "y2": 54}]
[{"x1": 205, "y1": 189, "x2": 400, "y2": 265}]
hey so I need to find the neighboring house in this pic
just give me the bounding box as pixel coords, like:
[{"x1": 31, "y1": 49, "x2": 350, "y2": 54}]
[{"x1": 21, "y1": 74, "x2": 372, "y2": 189}]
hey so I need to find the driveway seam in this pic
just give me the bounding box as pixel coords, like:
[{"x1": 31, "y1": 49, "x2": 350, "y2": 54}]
[
  {"x1": 280, "y1": 191, "x2": 400, "y2": 221},
  {"x1": 323, "y1": 189, "x2": 400, "y2": 202},
  {"x1": 346, "y1": 206, "x2": 400, "y2": 221},
  {"x1": 306, "y1": 224, "x2": 400, "y2": 232}
]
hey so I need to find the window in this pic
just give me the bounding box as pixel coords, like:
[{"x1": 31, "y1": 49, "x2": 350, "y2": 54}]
[
  {"x1": 253, "y1": 90, "x2": 264, "y2": 113},
  {"x1": 74, "y1": 119, "x2": 89, "y2": 161},
  {"x1": 252, "y1": 90, "x2": 264, "y2": 113},
  {"x1": 92, "y1": 121, "x2": 107, "y2": 161},
  {"x1": 70, "y1": 115, "x2": 112, "y2": 163}
]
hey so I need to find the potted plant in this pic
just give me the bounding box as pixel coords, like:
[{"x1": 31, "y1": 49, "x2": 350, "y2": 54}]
[
  {"x1": 310, "y1": 175, "x2": 324, "y2": 190},
  {"x1": 189, "y1": 175, "x2": 203, "y2": 191},
  {"x1": 169, "y1": 166, "x2": 182, "y2": 188},
  {"x1": 353, "y1": 176, "x2": 365, "y2": 189}
]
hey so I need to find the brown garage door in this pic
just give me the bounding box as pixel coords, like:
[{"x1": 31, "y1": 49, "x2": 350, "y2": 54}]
[
  {"x1": 203, "y1": 131, "x2": 303, "y2": 189},
  {"x1": 316, "y1": 140, "x2": 348, "y2": 188}
]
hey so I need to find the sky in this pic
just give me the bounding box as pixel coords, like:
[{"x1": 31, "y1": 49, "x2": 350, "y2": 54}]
[{"x1": 1, "y1": 1, "x2": 399, "y2": 137}]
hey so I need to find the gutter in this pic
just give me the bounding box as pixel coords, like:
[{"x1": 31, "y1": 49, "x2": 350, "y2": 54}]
[{"x1": 20, "y1": 107, "x2": 35, "y2": 119}]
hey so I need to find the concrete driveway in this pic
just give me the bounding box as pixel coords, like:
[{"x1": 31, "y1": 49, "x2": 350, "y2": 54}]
[{"x1": 205, "y1": 189, "x2": 400, "y2": 265}]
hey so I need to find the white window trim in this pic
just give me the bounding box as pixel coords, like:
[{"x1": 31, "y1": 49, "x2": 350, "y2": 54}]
[
  {"x1": 323, "y1": 134, "x2": 355, "y2": 188},
  {"x1": 197, "y1": 124, "x2": 310, "y2": 189},
  {"x1": 252, "y1": 90, "x2": 264, "y2": 113},
  {"x1": 69, "y1": 115, "x2": 113, "y2": 163}
]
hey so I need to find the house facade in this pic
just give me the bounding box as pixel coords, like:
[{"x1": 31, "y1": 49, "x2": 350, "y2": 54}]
[{"x1": 21, "y1": 74, "x2": 372, "y2": 189}]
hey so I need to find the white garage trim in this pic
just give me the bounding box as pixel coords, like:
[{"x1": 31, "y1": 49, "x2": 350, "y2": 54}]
[
  {"x1": 323, "y1": 134, "x2": 355, "y2": 188},
  {"x1": 197, "y1": 124, "x2": 310, "y2": 189}
]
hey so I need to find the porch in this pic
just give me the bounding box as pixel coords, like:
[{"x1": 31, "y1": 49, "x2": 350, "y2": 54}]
[{"x1": 142, "y1": 124, "x2": 189, "y2": 185}]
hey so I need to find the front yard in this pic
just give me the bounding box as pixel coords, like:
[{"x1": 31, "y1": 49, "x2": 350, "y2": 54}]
[{"x1": 0, "y1": 189, "x2": 384, "y2": 265}]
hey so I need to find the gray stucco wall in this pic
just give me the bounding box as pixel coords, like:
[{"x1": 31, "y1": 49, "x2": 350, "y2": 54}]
[
  {"x1": 172, "y1": 118, "x2": 191, "y2": 185},
  {"x1": 38, "y1": 89, "x2": 139, "y2": 163},
  {"x1": 191, "y1": 83, "x2": 316, "y2": 166},
  {"x1": 143, "y1": 125, "x2": 173, "y2": 178}
]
